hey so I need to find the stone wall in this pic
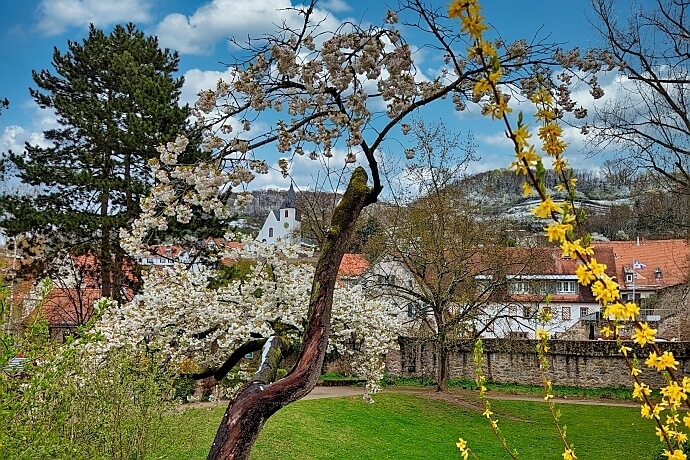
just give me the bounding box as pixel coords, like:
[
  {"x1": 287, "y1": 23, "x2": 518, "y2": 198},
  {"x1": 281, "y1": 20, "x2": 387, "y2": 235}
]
[{"x1": 386, "y1": 337, "x2": 690, "y2": 388}]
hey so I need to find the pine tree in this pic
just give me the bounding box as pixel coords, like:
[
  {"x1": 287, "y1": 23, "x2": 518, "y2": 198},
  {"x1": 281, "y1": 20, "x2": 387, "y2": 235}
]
[{"x1": 0, "y1": 23, "x2": 190, "y2": 304}]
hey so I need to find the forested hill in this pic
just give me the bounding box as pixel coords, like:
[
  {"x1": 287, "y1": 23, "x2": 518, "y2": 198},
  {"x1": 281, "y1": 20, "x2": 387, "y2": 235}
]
[
  {"x1": 237, "y1": 169, "x2": 688, "y2": 241},
  {"x1": 452, "y1": 169, "x2": 689, "y2": 240},
  {"x1": 456, "y1": 168, "x2": 633, "y2": 211}
]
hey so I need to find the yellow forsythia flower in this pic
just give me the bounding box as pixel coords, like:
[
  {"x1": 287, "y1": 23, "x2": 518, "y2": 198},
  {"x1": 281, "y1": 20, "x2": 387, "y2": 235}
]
[
  {"x1": 563, "y1": 448, "x2": 577, "y2": 460},
  {"x1": 533, "y1": 197, "x2": 563, "y2": 218},
  {"x1": 513, "y1": 124, "x2": 531, "y2": 149},
  {"x1": 460, "y1": 11, "x2": 489, "y2": 39},
  {"x1": 632, "y1": 382, "x2": 651, "y2": 400},
  {"x1": 467, "y1": 40, "x2": 497, "y2": 59},
  {"x1": 473, "y1": 78, "x2": 492, "y2": 97},
  {"x1": 575, "y1": 263, "x2": 596, "y2": 286},
  {"x1": 545, "y1": 222, "x2": 572, "y2": 243},
  {"x1": 631, "y1": 323, "x2": 657, "y2": 346},
  {"x1": 663, "y1": 449, "x2": 687, "y2": 460},
  {"x1": 591, "y1": 277, "x2": 619, "y2": 305},
  {"x1": 641, "y1": 403, "x2": 653, "y2": 419},
  {"x1": 530, "y1": 88, "x2": 553, "y2": 105},
  {"x1": 624, "y1": 302, "x2": 640, "y2": 320},
  {"x1": 658, "y1": 351, "x2": 679, "y2": 370},
  {"x1": 662, "y1": 381, "x2": 687, "y2": 408}
]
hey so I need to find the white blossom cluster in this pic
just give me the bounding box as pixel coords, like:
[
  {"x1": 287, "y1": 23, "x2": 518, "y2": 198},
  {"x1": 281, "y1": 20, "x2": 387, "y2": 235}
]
[
  {"x1": 88, "y1": 241, "x2": 398, "y2": 396},
  {"x1": 331, "y1": 285, "x2": 398, "y2": 399},
  {"x1": 122, "y1": 7, "x2": 618, "y2": 255}
]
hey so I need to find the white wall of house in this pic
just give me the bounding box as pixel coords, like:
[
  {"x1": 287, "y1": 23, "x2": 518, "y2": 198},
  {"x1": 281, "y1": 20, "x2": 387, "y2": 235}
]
[{"x1": 478, "y1": 301, "x2": 601, "y2": 339}]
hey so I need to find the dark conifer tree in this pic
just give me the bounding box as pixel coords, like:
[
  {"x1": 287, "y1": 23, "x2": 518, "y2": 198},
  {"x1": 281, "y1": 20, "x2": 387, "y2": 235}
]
[{"x1": 0, "y1": 23, "x2": 190, "y2": 303}]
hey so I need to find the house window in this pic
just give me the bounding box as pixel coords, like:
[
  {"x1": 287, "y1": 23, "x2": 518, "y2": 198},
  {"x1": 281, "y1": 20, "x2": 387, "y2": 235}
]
[
  {"x1": 406, "y1": 302, "x2": 415, "y2": 318},
  {"x1": 508, "y1": 305, "x2": 518, "y2": 316},
  {"x1": 268, "y1": 228, "x2": 274, "y2": 238},
  {"x1": 625, "y1": 273, "x2": 633, "y2": 283},
  {"x1": 522, "y1": 305, "x2": 536, "y2": 318},
  {"x1": 624, "y1": 293, "x2": 641, "y2": 302},
  {"x1": 557, "y1": 281, "x2": 577, "y2": 294},
  {"x1": 511, "y1": 281, "x2": 529, "y2": 294},
  {"x1": 285, "y1": 209, "x2": 289, "y2": 218},
  {"x1": 579, "y1": 307, "x2": 589, "y2": 318},
  {"x1": 561, "y1": 306, "x2": 571, "y2": 321},
  {"x1": 541, "y1": 306, "x2": 552, "y2": 318}
]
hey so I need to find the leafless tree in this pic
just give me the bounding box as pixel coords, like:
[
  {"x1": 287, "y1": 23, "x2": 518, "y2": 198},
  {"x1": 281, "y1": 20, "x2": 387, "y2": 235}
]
[
  {"x1": 587, "y1": 0, "x2": 690, "y2": 195},
  {"x1": 367, "y1": 120, "x2": 531, "y2": 391}
]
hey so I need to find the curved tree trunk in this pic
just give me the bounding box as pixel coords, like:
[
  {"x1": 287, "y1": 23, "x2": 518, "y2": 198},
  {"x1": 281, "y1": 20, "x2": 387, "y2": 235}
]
[{"x1": 207, "y1": 167, "x2": 375, "y2": 460}]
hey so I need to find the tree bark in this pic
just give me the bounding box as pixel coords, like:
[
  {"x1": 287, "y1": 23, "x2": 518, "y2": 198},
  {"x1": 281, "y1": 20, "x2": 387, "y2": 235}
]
[
  {"x1": 207, "y1": 167, "x2": 375, "y2": 460},
  {"x1": 436, "y1": 330, "x2": 448, "y2": 392}
]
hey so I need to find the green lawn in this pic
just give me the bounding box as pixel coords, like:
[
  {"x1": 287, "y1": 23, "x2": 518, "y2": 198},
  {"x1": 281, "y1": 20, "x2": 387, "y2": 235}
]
[{"x1": 151, "y1": 393, "x2": 660, "y2": 459}]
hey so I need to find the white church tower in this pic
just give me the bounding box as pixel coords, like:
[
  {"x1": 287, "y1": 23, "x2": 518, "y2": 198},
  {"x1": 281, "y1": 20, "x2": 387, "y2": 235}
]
[{"x1": 256, "y1": 184, "x2": 301, "y2": 244}]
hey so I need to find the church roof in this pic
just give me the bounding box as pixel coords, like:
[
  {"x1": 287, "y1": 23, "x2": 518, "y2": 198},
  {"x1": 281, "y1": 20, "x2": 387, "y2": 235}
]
[{"x1": 279, "y1": 183, "x2": 297, "y2": 209}]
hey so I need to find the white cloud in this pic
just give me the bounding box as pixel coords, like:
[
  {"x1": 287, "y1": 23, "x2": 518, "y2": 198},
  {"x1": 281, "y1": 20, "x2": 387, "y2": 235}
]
[
  {"x1": 180, "y1": 67, "x2": 236, "y2": 106},
  {"x1": 31, "y1": 106, "x2": 59, "y2": 132},
  {"x1": 318, "y1": 0, "x2": 351, "y2": 13},
  {"x1": 154, "y1": 0, "x2": 342, "y2": 55},
  {"x1": 247, "y1": 147, "x2": 358, "y2": 192},
  {"x1": 1, "y1": 125, "x2": 31, "y2": 154},
  {"x1": 36, "y1": 0, "x2": 153, "y2": 36},
  {"x1": 1, "y1": 105, "x2": 57, "y2": 156},
  {"x1": 478, "y1": 131, "x2": 512, "y2": 149}
]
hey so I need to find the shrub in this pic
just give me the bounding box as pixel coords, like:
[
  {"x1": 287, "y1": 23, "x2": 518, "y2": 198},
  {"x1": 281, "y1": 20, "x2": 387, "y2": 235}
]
[{"x1": 0, "y1": 321, "x2": 173, "y2": 459}]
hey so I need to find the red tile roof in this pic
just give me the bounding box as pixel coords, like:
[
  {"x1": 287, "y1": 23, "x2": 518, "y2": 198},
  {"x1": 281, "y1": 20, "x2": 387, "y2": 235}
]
[
  {"x1": 338, "y1": 253, "x2": 370, "y2": 278},
  {"x1": 593, "y1": 239, "x2": 690, "y2": 290},
  {"x1": 41, "y1": 287, "x2": 102, "y2": 326}
]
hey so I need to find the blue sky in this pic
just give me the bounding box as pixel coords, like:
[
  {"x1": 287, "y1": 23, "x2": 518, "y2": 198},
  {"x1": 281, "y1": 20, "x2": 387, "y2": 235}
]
[{"x1": 0, "y1": 0, "x2": 618, "y2": 191}]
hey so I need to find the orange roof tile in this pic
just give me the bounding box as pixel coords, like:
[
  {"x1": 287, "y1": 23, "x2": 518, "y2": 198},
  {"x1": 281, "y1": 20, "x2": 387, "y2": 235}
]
[
  {"x1": 338, "y1": 253, "x2": 370, "y2": 278},
  {"x1": 593, "y1": 239, "x2": 690, "y2": 290},
  {"x1": 26, "y1": 287, "x2": 102, "y2": 326}
]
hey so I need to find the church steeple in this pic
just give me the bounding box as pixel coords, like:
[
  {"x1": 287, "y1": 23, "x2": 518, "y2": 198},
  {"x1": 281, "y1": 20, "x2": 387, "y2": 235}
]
[{"x1": 280, "y1": 183, "x2": 297, "y2": 209}]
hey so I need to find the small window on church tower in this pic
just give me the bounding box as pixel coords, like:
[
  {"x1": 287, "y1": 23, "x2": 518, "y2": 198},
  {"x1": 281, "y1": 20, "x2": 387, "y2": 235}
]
[
  {"x1": 285, "y1": 209, "x2": 289, "y2": 218},
  {"x1": 269, "y1": 228, "x2": 273, "y2": 237}
]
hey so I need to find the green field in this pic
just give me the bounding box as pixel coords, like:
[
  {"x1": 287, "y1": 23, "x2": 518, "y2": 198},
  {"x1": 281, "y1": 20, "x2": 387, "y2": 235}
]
[{"x1": 152, "y1": 392, "x2": 659, "y2": 459}]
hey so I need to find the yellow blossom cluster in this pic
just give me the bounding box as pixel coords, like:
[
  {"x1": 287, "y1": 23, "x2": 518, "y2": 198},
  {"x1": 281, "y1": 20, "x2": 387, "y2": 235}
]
[
  {"x1": 646, "y1": 351, "x2": 679, "y2": 372},
  {"x1": 563, "y1": 448, "x2": 577, "y2": 460},
  {"x1": 605, "y1": 302, "x2": 639, "y2": 321},
  {"x1": 631, "y1": 322, "x2": 657, "y2": 347},
  {"x1": 450, "y1": 1, "x2": 690, "y2": 458},
  {"x1": 456, "y1": 438, "x2": 470, "y2": 460},
  {"x1": 448, "y1": 0, "x2": 487, "y2": 40}
]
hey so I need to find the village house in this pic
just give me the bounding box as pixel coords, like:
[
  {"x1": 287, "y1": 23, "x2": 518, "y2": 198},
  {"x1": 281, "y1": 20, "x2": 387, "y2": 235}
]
[
  {"x1": 482, "y1": 239, "x2": 690, "y2": 340},
  {"x1": 596, "y1": 239, "x2": 690, "y2": 318},
  {"x1": 10, "y1": 253, "x2": 137, "y2": 340},
  {"x1": 477, "y1": 246, "x2": 617, "y2": 339},
  {"x1": 362, "y1": 258, "x2": 423, "y2": 331},
  {"x1": 363, "y1": 239, "x2": 690, "y2": 341}
]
